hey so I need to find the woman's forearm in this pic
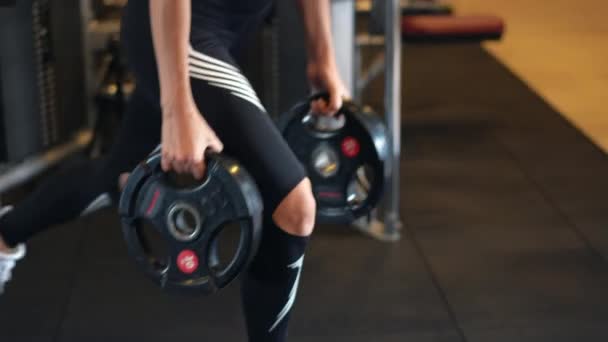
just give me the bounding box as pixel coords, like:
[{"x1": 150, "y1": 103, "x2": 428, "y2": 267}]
[
  {"x1": 296, "y1": 0, "x2": 336, "y2": 67},
  {"x1": 150, "y1": 0, "x2": 193, "y2": 112}
]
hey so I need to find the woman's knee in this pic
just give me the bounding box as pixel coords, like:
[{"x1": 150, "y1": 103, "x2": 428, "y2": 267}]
[{"x1": 272, "y1": 178, "x2": 316, "y2": 237}]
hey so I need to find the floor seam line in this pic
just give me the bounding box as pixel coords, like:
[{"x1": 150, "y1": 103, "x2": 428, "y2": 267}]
[
  {"x1": 402, "y1": 220, "x2": 469, "y2": 342},
  {"x1": 51, "y1": 225, "x2": 90, "y2": 342},
  {"x1": 492, "y1": 133, "x2": 608, "y2": 266}
]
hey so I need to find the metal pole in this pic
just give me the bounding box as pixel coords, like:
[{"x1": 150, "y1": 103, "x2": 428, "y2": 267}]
[
  {"x1": 330, "y1": 0, "x2": 356, "y2": 96},
  {"x1": 79, "y1": 0, "x2": 96, "y2": 128},
  {"x1": 0, "y1": 130, "x2": 92, "y2": 194},
  {"x1": 383, "y1": 0, "x2": 403, "y2": 236}
]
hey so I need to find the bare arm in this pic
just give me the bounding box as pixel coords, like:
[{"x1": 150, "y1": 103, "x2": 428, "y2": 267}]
[
  {"x1": 296, "y1": 0, "x2": 348, "y2": 114},
  {"x1": 149, "y1": 0, "x2": 194, "y2": 112},
  {"x1": 297, "y1": 0, "x2": 336, "y2": 69},
  {"x1": 149, "y1": 1, "x2": 223, "y2": 178}
]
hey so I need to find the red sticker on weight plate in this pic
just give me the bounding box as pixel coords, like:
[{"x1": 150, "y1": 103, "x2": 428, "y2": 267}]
[
  {"x1": 318, "y1": 191, "x2": 342, "y2": 199},
  {"x1": 177, "y1": 250, "x2": 199, "y2": 274},
  {"x1": 341, "y1": 136, "x2": 360, "y2": 158}
]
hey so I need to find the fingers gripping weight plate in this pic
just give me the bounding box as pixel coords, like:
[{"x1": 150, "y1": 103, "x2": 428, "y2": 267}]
[
  {"x1": 278, "y1": 95, "x2": 389, "y2": 224},
  {"x1": 118, "y1": 153, "x2": 263, "y2": 295}
]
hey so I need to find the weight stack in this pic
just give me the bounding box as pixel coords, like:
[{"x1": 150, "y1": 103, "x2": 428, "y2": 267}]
[{"x1": 0, "y1": 0, "x2": 86, "y2": 162}]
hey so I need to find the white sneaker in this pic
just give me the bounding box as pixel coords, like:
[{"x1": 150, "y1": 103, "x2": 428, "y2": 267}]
[{"x1": 0, "y1": 206, "x2": 26, "y2": 294}]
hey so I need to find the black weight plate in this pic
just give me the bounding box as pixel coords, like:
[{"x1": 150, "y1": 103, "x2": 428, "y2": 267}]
[
  {"x1": 119, "y1": 152, "x2": 262, "y2": 295},
  {"x1": 278, "y1": 97, "x2": 389, "y2": 224}
]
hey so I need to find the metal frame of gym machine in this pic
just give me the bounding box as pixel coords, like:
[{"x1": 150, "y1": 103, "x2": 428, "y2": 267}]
[
  {"x1": 331, "y1": 0, "x2": 402, "y2": 241},
  {"x1": 0, "y1": 0, "x2": 93, "y2": 195},
  {"x1": 0, "y1": 0, "x2": 126, "y2": 194}
]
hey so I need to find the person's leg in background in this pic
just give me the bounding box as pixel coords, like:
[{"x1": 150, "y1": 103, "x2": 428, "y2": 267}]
[
  {"x1": 0, "y1": 88, "x2": 162, "y2": 292},
  {"x1": 0, "y1": 0, "x2": 165, "y2": 293}
]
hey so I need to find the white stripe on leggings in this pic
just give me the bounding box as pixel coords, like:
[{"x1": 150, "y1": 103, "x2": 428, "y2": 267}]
[
  {"x1": 206, "y1": 82, "x2": 264, "y2": 108},
  {"x1": 268, "y1": 255, "x2": 305, "y2": 332},
  {"x1": 188, "y1": 57, "x2": 253, "y2": 87},
  {"x1": 187, "y1": 53, "x2": 265, "y2": 111},
  {"x1": 188, "y1": 46, "x2": 239, "y2": 72},
  {"x1": 80, "y1": 193, "x2": 112, "y2": 217},
  {"x1": 188, "y1": 66, "x2": 259, "y2": 99},
  {"x1": 189, "y1": 71, "x2": 265, "y2": 111}
]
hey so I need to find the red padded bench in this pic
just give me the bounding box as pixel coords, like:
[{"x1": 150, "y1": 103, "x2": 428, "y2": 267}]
[{"x1": 402, "y1": 15, "x2": 505, "y2": 42}]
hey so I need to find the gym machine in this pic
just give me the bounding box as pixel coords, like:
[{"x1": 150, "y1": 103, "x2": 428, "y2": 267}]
[
  {"x1": 0, "y1": 0, "x2": 132, "y2": 194},
  {"x1": 0, "y1": 0, "x2": 91, "y2": 193}
]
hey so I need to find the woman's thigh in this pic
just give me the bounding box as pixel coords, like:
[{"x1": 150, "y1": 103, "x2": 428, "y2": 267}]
[{"x1": 187, "y1": 44, "x2": 307, "y2": 214}]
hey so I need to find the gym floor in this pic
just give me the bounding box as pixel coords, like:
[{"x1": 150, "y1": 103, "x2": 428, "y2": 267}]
[{"x1": 1, "y1": 39, "x2": 606, "y2": 341}]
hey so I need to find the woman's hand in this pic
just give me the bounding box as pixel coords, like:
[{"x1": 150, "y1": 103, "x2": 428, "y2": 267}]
[
  {"x1": 307, "y1": 62, "x2": 350, "y2": 116},
  {"x1": 161, "y1": 99, "x2": 223, "y2": 179},
  {"x1": 149, "y1": 1, "x2": 221, "y2": 179}
]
